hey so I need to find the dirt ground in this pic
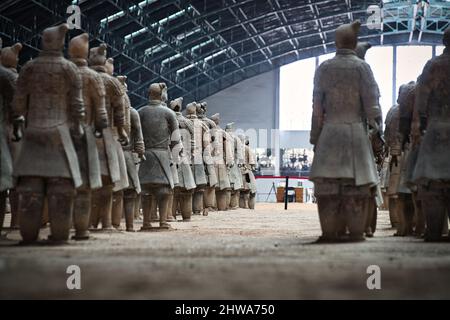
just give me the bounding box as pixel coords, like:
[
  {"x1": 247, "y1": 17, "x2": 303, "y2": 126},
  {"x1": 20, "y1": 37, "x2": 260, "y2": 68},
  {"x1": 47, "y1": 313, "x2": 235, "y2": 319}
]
[{"x1": 1, "y1": 203, "x2": 450, "y2": 300}]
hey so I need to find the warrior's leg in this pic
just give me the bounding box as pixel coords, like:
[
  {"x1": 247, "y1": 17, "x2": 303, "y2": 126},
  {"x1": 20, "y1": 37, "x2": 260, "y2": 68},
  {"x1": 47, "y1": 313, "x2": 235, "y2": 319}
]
[
  {"x1": 9, "y1": 189, "x2": 20, "y2": 229},
  {"x1": 150, "y1": 194, "x2": 158, "y2": 222},
  {"x1": 17, "y1": 177, "x2": 45, "y2": 244},
  {"x1": 216, "y1": 189, "x2": 228, "y2": 211},
  {"x1": 112, "y1": 191, "x2": 124, "y2": 230},
  {"x1": 0, "y1": 191, "x2": 6, "y2": 235},
  {"x1": 403, "y1": 194, "x2": 415, "y2": 236},
  {"x1": 98, "y1": 185, "x2": 114, "y2": 231},
  {"x1": 166, "y1": 193, "x2": 176, "y2": 222},
  {"x1": 388, "y1": 197, "x2": 399, "y2": 228},
  {"x1": 180, "y1": 191, "x2": 193, "y2": 221},
  {"x1": 141, "y1": 191, "x2": 153, "y2": 231},
  {"x1": 239, "y1": 191, "x2": 246, "y2": 209},
  {"x1": 73, "y1": 189, "x2": 91, "y2": 240},
  {"x1": 47, "y1": 178, "x2": 75, "y2": 243},
  {"x1": 225, "y1": 190, "x2": 231, "y2": 210},
  {"x1": 193, "y1": 189, "x2": 204, "y2": 215},
  {"x1": 248, "y1": 192, "x2": 256, "y2": 210},
  {"x1": 157, "y1": 187, "x2": 173, "y2": 229},
  {"x1": 230, "y1": 191, "x2": 240, "y2": 209},
  {"x1": 203, "y1": 186, "x2": 216, "y2": 211},
  {"x1": 316, "y1": 196, "x2": 340, "y2": 242},
  {"x1": 344, "y1": 196, "x2": 367, "y2": 242},
  {"x1": 412, "y1": 192, "x2": 425, "y2": 236},
  {"x1": 123, "y1": 190, "x2": 137, "y2": 232},
  {"x1": 134, "y1": 194, "x2": 141, "y2": 219},
  {"x1": 364, "y1": 199, "x2": 376, "y2": 238},
  {"x1": 422, "y1": 198, "x2": 446, "y2": 242}
]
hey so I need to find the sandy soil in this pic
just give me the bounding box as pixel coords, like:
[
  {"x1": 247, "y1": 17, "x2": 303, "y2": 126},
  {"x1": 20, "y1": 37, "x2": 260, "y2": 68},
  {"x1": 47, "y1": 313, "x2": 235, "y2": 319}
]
[{"x1": 1, "y1": 203, "x2": 449, "y2": 300}]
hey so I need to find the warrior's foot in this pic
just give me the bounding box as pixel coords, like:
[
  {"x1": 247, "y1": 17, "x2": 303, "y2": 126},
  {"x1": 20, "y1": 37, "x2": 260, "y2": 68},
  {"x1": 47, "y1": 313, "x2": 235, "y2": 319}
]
[
  {"x1": 72, "y1": 231, "x2": 90, "y2": 241},
  {"x1": 159, "y1": 222, "x2": 172, "y2": 230}
]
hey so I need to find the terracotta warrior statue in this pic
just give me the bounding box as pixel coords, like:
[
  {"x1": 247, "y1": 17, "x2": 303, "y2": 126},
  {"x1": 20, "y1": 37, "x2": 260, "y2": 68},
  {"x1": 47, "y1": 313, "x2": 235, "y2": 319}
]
[
  {"x1": 13, "y1": 24, "x2": 85, "y2": 243},
  {"x1": 309, "y1": 21, "x2": 382, "y2": 242},
  {"x1": 114, "y1": 76, "x2": 145, "y2": 232},
  {"x1": 88, "y1": 44, "x2": 129, "y2": 231},
  {"x1": 356, "y1": 41, "x2": 384, "y2": 237},
  {"x1": 239, "y1": 135, "x2": 257, "y2": 209},
  {"x1": 185, "y1": 102, "x2": 209, "y2": 215},
  {"x1": 385, "y1": 83, "x2": 417, "y2": 237},
  {"x1": 0, "y1": 38, "x2": 20, "y2": 235},
  {"x1": 210, "y1": 113, "x2": 233, "y2": 211},
  {"x1": 225, "y1": 123, "x2": 244, "y2": 210},
  {"x1": 138, "y1": 83, "x2": 180, "y2": 230},
  {"x1": 196, "y1": 102, "x2": 218, "y2": 213},
  {"x1": 413, "y1": 27, "x2": 450, "y2": 242},
  {"x1": 69, "y1": 33, "x2": 109, "y2": 240},
  {"x1": 399, "y1": 82, "x2": 427, "y2": 237},
  {"x1": 0, "y1": 40, "x2": 22, "y2": 232},
  {"x1": 169, "y1": 98, "x2": 196, "y2": 221}
]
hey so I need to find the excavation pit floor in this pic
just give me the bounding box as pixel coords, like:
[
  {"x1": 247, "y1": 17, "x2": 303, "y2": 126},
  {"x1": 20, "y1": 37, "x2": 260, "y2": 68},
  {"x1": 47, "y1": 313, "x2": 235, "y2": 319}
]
[{"x1": 1, "y1": 203, "x2": 450, "y2": 299}]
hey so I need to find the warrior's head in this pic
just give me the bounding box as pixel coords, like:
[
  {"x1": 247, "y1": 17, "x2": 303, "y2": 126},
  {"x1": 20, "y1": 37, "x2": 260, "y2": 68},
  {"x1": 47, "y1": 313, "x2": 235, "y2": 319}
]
[
  {"x1": 88, "y1": 43, "x2": 107, "y2": 67},
  {"x1": 1, "y1": 42, "x2": 22, "y2": 68},
  {"x1": 117, "y1": 76, "x2": 128, "y2": 91},
  {"x1": 148, "y1": 82, "x2": 168, "y2": 103},
  {"x1": 225, "y1": 122, "x2": 235, "y2": 133},
  {"x1": 210, "y1": 113, "x2": 220, "y2": 125},
  {"x1": 69, "y1": 33, "x2": 89, "y2": 60},
  {"x1": 170, "y1": 97, "x2": 184, "y2": 112},
  {"x1": 186, "y1": 102, "x2": 197, "y2": 116},
  {"x1": 105, "y1": 58, "x2": 114, "y2": 76},
  {"x1": 443, "y1": 26, "x2": 450, "y2": 48},
  {"x1": 397, "y1": 81, "x2": 416, "y2": 106},
  {"x1": 355, "y1": 42, "x2": 372, "y2": 60},
  {"x1": 42, "y1": 23, "x2": 69, "y2": 52},
  {"x1": 335, "y1": 20, "x2": 361, "y2": 50}
]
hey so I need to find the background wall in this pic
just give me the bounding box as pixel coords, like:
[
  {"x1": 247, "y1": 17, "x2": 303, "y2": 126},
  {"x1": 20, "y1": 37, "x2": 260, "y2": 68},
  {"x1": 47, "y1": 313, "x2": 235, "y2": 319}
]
[
  {"x1": 205, "y1": 69, "x2": 313, "y2": 151},
  {"x1": 205, "y1": 70, "x2": 278, "y2": 132}
]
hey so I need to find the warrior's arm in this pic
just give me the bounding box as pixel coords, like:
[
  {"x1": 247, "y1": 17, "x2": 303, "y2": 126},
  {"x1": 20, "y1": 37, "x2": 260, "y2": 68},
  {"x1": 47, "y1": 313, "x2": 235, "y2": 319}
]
[
  {"x1": 131, "y1": 108, "x2": 145, "y2": 156},
  {"x1": 310, "y1": 66, "x2": 325, "y2": 145},
  {"x1": 414, "y1": 61, "x2": 433, "y2": 134},
  {"x1": 360, "y1": 62, "x2": 382, "y2": 132},
  {"x1": 91, "y1": 72, "x2": 108, "y2": 131}
]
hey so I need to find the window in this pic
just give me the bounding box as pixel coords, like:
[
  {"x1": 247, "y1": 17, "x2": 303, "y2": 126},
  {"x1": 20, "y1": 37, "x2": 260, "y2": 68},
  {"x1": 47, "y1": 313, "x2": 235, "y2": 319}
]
[
  {"x1": 279, "y1": 57, "x2": 316, "y2": 130},
  {"x1": 365, "y1": 46, "x2": 394, "y2": 118},
  {"x1": 396, "y1": 45, "x2": 432, "y2": 96},
  {"x1": 436, "y1": 45, "x2": 445, "y2": 55}
]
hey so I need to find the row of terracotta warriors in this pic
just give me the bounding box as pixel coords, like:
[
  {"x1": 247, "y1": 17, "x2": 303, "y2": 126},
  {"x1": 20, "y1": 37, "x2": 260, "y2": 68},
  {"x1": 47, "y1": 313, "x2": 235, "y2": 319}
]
[{"x1": 0, "y1": 24, "x2": 257, "y2": 245}]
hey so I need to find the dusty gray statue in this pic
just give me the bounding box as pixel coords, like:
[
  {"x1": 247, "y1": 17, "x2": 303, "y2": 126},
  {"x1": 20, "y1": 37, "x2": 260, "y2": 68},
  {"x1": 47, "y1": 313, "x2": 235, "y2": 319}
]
[
  {"x1": 0, "y1": 39, "x2": 22, "y2": 233},
  {"x1": 225, "y1": 123, "x2": 244, "y2": 210},
  {"x1": 185, "y1": 102, "x2": 209, "y2": 215},
  {"x1": 309, "y1": 20, "x2": 382, "y2": 242},
  {"x1": 210, "y1": 113, "x2": 233, "y2": 211},
  {"x1": 115, "y1": 76, "x2": 145, "y2": 232},
  {"x1": 138, "y1": 83, "x2": 180, "y2": 230},
  {"x1": 239, "y1": 135, "x2": 257, "y2": 209},
  {"x1": 413, "y1": 27, "x2": 450, "y2": 242},
  {"x1": 0, "y1": 38, "x2": 20, "y2": 235},
  {"x1": 170, "y1": 98, "x2": 196, "y2": 221},
  {"x1": 88, "y1": 44, "x2": 129, "y2": 232},
  {"x1": 356, "y1": 41, "x2": 383, "y2": 237},
  {"x1": 69, "y1": 33, "x2": 109, "y2": 240},
  {"x1": 385, "y1": 83, "x2": 419, "y2": 237},
  {"x1": 196, "y1": 102, "x2": 218, "y2": 213},
  {"x1": 13, "y1": 24, "x2": 85, "y2": 244}
]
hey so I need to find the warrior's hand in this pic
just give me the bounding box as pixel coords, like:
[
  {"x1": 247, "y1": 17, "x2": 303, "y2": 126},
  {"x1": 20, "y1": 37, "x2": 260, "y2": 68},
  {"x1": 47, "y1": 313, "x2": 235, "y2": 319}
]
[
  {"x1": 72, "y1": 123, "x2": 85, "y2": 139},
  {"x1": 390, "y1": 155, "x2": 398, "y2": 170},
  {"x1": 134, "y1": 142, "x2": 145, "y2": 158},
  {"x1": 12, "y1": 116, "x2": 25, "y2": 142},
  {"x1": 118, "y1": 127, "x2": 129, "y2": 146}
]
